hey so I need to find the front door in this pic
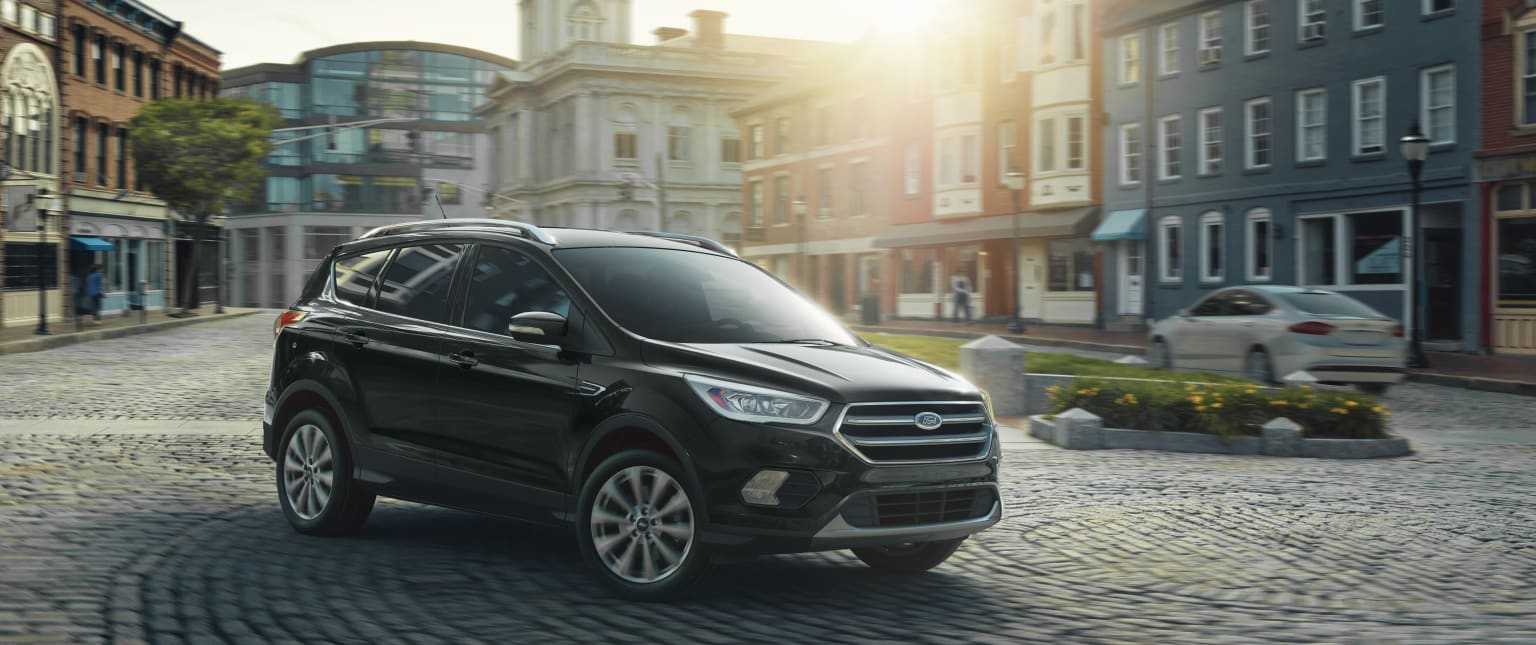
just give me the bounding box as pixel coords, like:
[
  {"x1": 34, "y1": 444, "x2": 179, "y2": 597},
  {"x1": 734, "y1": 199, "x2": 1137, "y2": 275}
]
[
  {"x1": 1017, "y1": 239, "x2": 1045, "y2": 320},
  {"x1": 433, "y1": 244, "x2": 580, "y2": 519},
  {"x1": 1120, "y1": 241, "x2": 1144, "y2": 316},
  {"x1": 1424, "y1": 228, "x2": 1462, "y2": 342}
]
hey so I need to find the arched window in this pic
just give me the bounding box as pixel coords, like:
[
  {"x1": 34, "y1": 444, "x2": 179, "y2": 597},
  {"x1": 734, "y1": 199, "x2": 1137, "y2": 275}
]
[
  {"x1": 568, "y1": 0, "x2": 604, "y2": 43},
  {"x1": 1199, "y1": 210, "x2": 1225, "y2": 282},
  {"x1": 3, "y1": 44, "x2": 59, "y2": 176},
  {"x1": 1245, "y1": 208, "x2": 1273, "y2": 281}
]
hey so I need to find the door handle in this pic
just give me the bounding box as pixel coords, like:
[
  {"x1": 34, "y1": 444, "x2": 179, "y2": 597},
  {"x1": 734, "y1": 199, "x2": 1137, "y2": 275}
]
[
  {"x1": 342, "y1": 330, "x2": 369, "y2": 347},
  {"x1": 448, "y1": 350, "x2": 479, "y2": 368}
]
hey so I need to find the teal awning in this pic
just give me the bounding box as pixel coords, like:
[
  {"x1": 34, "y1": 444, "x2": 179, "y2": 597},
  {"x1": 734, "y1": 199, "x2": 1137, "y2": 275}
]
[
  {"x1": 69, "y1": 236, "x2": 114, "y2": 252},
  {"x1": 1091, "y1": 209, "x2": 1148, "y2": 241}
]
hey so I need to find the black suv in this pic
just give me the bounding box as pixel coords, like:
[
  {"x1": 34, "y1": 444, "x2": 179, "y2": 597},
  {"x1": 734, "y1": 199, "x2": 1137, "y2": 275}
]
[{"x1": 265, "y1": 219, "x2": 1001, "y2": 600}]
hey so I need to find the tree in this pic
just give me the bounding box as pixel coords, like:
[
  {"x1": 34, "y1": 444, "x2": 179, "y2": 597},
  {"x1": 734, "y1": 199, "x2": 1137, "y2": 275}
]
[{"x1": 130, "y1": 97, "x2": 282, "y2": 313}]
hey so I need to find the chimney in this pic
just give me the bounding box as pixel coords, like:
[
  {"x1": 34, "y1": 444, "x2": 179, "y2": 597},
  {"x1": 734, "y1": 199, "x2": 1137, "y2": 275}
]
[
  {"x1": 653, "y1": 26, "x2": 688, "y2": 44},
  {"x1": 688, "y1": 10, "x2": 727, "y2": 49}
]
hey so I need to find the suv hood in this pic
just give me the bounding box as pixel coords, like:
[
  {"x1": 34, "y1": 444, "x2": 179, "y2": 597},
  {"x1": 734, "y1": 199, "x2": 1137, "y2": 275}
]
[{"x1": 649, "y1": 341, "x2": 983, "y2": 404}]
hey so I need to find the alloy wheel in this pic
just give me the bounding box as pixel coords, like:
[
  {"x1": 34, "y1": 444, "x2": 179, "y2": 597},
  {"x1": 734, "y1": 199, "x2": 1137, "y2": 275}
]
[
  {"x1": 589, "y1": 465, "x2": 695, "y2": 585},
  {"x1": 282, "y1": 424, "x2": 334, "y2": 521},
  {"x1": 1247, "y1": 350, "x2": 1273, "y2": 384}
]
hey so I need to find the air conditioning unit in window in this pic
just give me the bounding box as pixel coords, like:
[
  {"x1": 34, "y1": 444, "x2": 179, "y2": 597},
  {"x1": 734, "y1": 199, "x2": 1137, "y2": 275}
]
[
  {"x1": 1301, "y1": 22, "x2": 1325, "y2": 41},
  {"x1": 1199, "y1": 47, "x2": 1222, "y2": 65}
]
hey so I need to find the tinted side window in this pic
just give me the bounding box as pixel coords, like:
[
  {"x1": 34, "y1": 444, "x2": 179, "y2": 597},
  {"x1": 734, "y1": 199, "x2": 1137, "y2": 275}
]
[
  {"x1": 1278, "y1": 291, "x2": 1384, "y2": 318},
  {"x1": 1227, "y1": 290, "x2": 1274, "y2": 315},
  {"x1": 374, "y1": 243, "x2": 465, "y2": 324},
  {"x1": 332, "y1": 249, "x2": 391, "y2": 307},
  {"x1": 461, "y1": 246, "x2": 571, "y2": 336},
  {"x1": 1190, "y1": 292, "x2": 1231, "y2": 316}
]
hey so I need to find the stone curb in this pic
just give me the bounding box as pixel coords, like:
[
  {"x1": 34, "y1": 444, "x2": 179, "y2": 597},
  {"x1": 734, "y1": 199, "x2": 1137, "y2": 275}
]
[
  {"x1": 854, "y1": 324, "x2": 1536, "y2": 399},
  {"x1": 0, "y1": 311, "x2": 262, "y2": 357},
  {"x1": 1029, "y1": 411, "x2": 1414, "y2": 459}
]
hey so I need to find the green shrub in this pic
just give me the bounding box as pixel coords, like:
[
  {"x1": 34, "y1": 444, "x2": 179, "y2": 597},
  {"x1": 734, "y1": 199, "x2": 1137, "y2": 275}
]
[
  {"x1": 863, "y1": 333, "x2": 1246, "y2": 384},
  {"x1": 1046, "y1": 377, "x2": 1388, "y2": 439}
]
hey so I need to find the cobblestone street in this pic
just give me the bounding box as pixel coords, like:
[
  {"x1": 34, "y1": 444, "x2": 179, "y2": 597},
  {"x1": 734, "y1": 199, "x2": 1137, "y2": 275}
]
[{"x1": 1, "y1": 315, "x2": 1534, "y2": 643}]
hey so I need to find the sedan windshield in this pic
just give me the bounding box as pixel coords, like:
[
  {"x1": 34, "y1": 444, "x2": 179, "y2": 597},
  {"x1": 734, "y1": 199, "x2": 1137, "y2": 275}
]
[{"x1": 555, "y1": 247, "x2": 860, "y2": 345}]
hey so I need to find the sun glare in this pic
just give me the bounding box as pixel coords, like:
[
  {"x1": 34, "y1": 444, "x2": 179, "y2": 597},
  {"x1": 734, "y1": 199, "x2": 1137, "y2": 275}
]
[{"x1": 867, "y1": 0, "x2": 942, "y2": 37}]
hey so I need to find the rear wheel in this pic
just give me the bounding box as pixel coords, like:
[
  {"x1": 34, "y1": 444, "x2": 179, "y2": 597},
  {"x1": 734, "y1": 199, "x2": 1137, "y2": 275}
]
[
  {"x1": 577, "y1": 449, "x2": 710, "y2": 602},
  {"x1": 1356, "y1": 382, "x2": 1391, "y2": 396},
  {"x1": 1244, "y1": 348, "x2": 1274, "y2": 385},
  {"x1": 277, "y1": 410, "x2": 375, "y2": 536},
  {"x1": 852, "y1": 539, "x2": 966, "y2": 574},
  {"x1": 1149, "y1": 339, "x2": 1174, "y2": 370}
]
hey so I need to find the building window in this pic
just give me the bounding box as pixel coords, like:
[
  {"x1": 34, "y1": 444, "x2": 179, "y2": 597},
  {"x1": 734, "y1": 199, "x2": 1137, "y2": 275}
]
[
  {"x1": 1068, "y1": 3, "x2": 1086, "y2": 61},
  {"x1": 816, "y1": 104, "x2": 833, "y2": 146},
  {"x1": 1493, "y1": 181, "x2": 1536, "y2": 310},
  {"x1": 72, "y1": 25, "x2": 85, "y2": 76},
  {"x1": 1159, "y1": 216, "x2": 1183, "y2": 282},
  {"x1": 93, "y1": 35, "x2": 106, "y2": 84},
  {"x1": 775, "y1": 117, "x2": 791, "y2": 155},
  {"x1": 1297, "y1": 88, "x2": 1327, "y2": 161},
  {"x1": 1247, "y1": 208, "x2": 1273, "y2": 280},
  {"x1": 901, "y1": 248, "x2": 937, "y2": 294},
  {"x1": 904, "y1": 143, "x2": 920, "y2": 196},
  {"x1": 1198, "y1": 107, "x2": 1223, "y2": 175},
  {"x1": 1247, "y1": 0, "x2": 1271, "y2": 55},
  {"x1": 1424, "y1": 0, "x2": 1453, "y2": 15},
  {"x1": 17, "y1": 3, "x2": 31, "y2": 31},
  {"x1": 96, "y1": 122, "x2": 108, "y2": 185},
  {"x1": 1523, "y1": 32, "x2": 1536, "y2": 126},
  {"x1": 150, "y1": 60, "x2": 160, "y2": 99},
  {"x1": 1199, "y1": 11, "x2": 1222, "y2": 66},
  {"x1": 1041, "y1": 9, "x2": 1057, "y2": 65},
  {"x1": 748, "y1": 124, "x2": 764, "y2": 160},
  {"x1": 774, "y1": 175, "x2": 789, "y2": 225},
  {"x1": 1037, "y1": 118, "x2": 1056, "y2": 173},
  {"x1": 817, "y1": 167, "x2": 833, "y2": 214},
  {"x1": 1200, "y1": 211, "x2": 1224, "y2": 282},
  {"x1": 1120, "y1": 123, "x2": 1142, "y2": 185},
  {"x1": 1422, "y1": 65, "x2": 1455, "y2": 145},
  {"x1": 1, "y1": 0, "x2": 15, "y2": 23},
  {"x1": 1159, "y1": 22, "x2": 1180, "y2": 76},
  {"x1": 1048, "y1": 238, "x2": 1094, "y2": 292},
  {"x1": 720, "y1": 137, "x2": 741, "y2": 163},
  {"x1": 73, "y1": 117, "x2": 86, "y2": 175},
  {"x1": 1066, "y1": 116, "x2": 1085, "y2": 170},
  {"x1": 998, "y1": 121, "x2": 1017, "y2": 179},
  {"x1": 1159, "y1": 115, "x2": 1182, "y2": 180},
  {"x1": 667, "y1": 122, "x2": 690, "y2": 162},
  {"x1": 1352, "y1": 77, "x2": 1386, "y2": 155},
  {"x1": 1120, "y1": 34, "x2": 1140, "y2": 84},
  {"x1": 614, "y1": 131, "x2": 637, "y2": 160},
  {"x1": 1355, "y1": 0, "x2": 1383, "y2": 30},
  {"x1": 961, "y1": 134, "x2": 979, "y2": 183},
  {"x1": 1246, "y1": 97, "x2": 1272, "y2": 169},
  {"x1": 116, "y1": 129, "x2": 127, "y2": 189},
  {"x1": 748, "y1": 180, "x2": 763, "y2": 227},
  {"x1": 1300, "y1": 0, "x2": 1326, "y2": 41},
  {"x1": 941, "y1": 136, "x2": 955, "y2": 184},
  {"x1": 851, "y1": 162, "x2": 867, "y2": 216},
  {"x1": 113, "y1": 44, "x2": 125, "y2": 90},
  {"x1": 1301, "y1": 211, "x2": 1404, "y2": 285},
  {"x1": 132, "y1": 52, "x2": 144, "y2": 97}
]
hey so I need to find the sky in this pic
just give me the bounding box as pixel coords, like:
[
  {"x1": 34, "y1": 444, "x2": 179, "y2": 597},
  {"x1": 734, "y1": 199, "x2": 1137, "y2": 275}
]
[{"x1": 143, "y1": 0, "x2": 937, "y2": 70}]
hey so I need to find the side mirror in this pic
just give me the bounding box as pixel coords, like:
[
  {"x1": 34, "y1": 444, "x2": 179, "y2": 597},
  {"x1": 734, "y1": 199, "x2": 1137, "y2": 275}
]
[{"x1": 508, "y1": 311, "x2": 568, "y2": 344}]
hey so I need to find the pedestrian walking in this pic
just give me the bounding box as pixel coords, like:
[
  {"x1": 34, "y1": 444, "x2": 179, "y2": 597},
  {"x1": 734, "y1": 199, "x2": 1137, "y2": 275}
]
[
  {"x1": 950, "y1": 269, "x2": 972, "y2": 324},
  {"x1": 86, "y1": 265, "x2": 104, "y2": 326}
]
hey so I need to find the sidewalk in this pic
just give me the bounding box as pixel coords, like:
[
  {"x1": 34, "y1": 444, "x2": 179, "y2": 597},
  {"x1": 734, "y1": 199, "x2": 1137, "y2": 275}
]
[
  {"x1": 854, "y1": 317, "x2": 1536, "y2": 397},
  {"x1": 0, "y1": 307, "x2": 264, "y2": 356}
]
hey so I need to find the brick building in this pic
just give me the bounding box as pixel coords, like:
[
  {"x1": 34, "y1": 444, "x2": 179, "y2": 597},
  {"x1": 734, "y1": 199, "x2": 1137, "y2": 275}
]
[
  {"x1": 1477, "y1": 1, "x2": 1536, "y2": 355},
  {"x1": 0, "y1": 0, "x2": 63, "y2": 330},
  {"x1": 58, "y1": 0, "x2": 220, "y2": 317}
]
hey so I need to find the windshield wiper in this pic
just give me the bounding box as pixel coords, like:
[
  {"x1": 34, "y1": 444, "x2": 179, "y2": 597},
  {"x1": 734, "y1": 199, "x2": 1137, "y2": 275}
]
[{"x1": 770, "y1": 338, "x2": 843, "y2": 345}]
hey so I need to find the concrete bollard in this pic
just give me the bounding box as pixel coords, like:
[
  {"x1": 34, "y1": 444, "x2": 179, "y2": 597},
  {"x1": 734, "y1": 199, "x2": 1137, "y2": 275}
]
[
  {"x1": 1282, "y1": 371, "x2": 1319, "y2": 388},
  {"x1": 1054, "y1": 407, "x2": 1103, "y2": 450},
  {"x1": 1114, "y1": 355, "x2": 1149, "y2": 365},
  {"x1": 959, "y1": 335, "x2": 1027, "y2": 417},
  {"x1": 1261, "y1": 417, "x2": 1303, "y2": 457}
]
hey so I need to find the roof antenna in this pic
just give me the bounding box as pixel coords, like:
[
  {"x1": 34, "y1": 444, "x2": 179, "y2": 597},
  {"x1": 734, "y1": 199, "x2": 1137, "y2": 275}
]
[{"x1": 425, "y1": 186, "x2": 448, "y2": 219}]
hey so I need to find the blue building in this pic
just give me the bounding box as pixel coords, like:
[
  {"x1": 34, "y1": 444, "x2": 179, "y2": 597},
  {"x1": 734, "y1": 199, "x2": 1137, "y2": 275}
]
[{"x1": 1096, "y1": 0, "x2": 1480, "y2": 351}]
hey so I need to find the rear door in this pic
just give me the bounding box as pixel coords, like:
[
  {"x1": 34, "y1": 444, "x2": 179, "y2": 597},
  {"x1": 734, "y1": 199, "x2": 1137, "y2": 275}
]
[
  {"x1": 431, "y1": 244, "x2": 581, "y2": 519},
  {"x1": 1176, "y1": 291, "x2": 1233, "y2": 370},
  {"x1": 1205, "y1": 289, "x2": 1273, "y2": 373}
]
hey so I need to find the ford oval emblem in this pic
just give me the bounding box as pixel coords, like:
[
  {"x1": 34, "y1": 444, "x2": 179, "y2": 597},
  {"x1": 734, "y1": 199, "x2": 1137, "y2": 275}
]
[{"x1": 914, "y1": 411, "x2": 944, "y2": 430}]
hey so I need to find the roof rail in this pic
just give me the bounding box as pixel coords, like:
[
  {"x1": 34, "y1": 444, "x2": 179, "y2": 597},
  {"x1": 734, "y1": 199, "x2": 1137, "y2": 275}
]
[
  {"x1": 358, "y1": 218, "x2": 558, "y2": 245},
  {"x1": 627, "y1": 231, "x2": 738, "y2": 256}
]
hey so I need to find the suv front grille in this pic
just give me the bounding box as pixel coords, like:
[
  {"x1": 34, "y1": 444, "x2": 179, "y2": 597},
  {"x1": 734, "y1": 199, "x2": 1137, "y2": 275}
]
[
  {"x1": 842, "y1": 487, "x2": 996, "y2": 528},
  {"x1": 836, "y1": 401, "x2": 992, "y2": 464}
]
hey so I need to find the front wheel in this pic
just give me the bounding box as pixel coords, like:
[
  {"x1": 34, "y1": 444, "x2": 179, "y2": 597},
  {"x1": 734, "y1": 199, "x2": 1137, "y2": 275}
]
[
  {"x1": 852, "y1": 538, "x2": 965, "y2": 574},
  {"x1": 1356, "y1": 382, "x2": 1391, "y2": 396},
  {"x1": 1149, "y1": 339, "x2": 1174, "y2": 370},
  {"x1": 1245, "y1": 349, "x2": 1275, "y2": 385},
  {"x1": 577, "y1": 449, "x2": 710, "y2": 602}
]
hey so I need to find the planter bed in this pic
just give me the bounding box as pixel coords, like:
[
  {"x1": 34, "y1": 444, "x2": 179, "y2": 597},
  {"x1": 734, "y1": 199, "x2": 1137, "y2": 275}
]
[{"x1": 1029, "y1": 409, "x2": 1412, "y2": 459}]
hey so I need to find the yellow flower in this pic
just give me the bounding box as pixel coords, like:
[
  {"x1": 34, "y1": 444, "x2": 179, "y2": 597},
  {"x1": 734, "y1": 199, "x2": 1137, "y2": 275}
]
[
  {"x1": 1270, "y1": 400, "x2": 1287, "y2": 406},
  {"x1": 1384, "y1": 412, "x2": 1392, "y2": 417},
  {"x1": 1332, "y1": 408, "x2": 1349, "y2": 415},
  {"x1": 1077, "y1": 389, "x2": 1089, "y2": 395},
  {"x1": 1346, "y1": 401, "x2": 1359, "y2": 407},
  {"x1": 1301, "y1": 385, "x2": 1312, "y2": 390},
  {"x1": 1245, "y1": 389, "x2": 1257, "y2": 395},
  {"x1": 1212, "y1": 402, "x2": 1223, "y2": 409},
  {"x1": 1190, "y1": 395, "x2": 1204, "y2": 404},
  {"x1": 1195, "y1": 405, "x2": 1207, "y2": 412},
  {"x1": 1371, "y1": 406, "x2": 1384, "y2": 413},
  {"x1": 1047, "y1": 385, "x2": 1061, "y2": 393}
]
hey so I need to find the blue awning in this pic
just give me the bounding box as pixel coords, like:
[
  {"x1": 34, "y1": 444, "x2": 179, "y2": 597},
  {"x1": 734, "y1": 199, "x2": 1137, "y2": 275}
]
[
  {"x1": 69, "y1": 236, "x2": 114, "y2": 252},
  {"x1": 1091, "y1": 209, "x2": 1148, "y2": 241}
]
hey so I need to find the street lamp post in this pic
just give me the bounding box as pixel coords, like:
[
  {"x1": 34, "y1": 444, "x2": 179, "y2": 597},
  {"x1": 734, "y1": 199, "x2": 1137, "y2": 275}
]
[
  {"x1": 1399, "y1": 122, "x2": 1430, "y2": 369},
  {"x1": 214, "y1": 216, "x2": 226, "y2": 314},
  {"x1": 1003, "y1": 172, "x2": 1027, "y2": 333},
  {"x1": 31, "y1": 190, "x2": 61, "y2": 336}
]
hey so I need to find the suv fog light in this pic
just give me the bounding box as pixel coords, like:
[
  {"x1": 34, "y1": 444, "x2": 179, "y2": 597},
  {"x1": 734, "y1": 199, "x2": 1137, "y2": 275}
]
[{"x1": 741, "y1": 470, "x2": 790, "y2": 506}]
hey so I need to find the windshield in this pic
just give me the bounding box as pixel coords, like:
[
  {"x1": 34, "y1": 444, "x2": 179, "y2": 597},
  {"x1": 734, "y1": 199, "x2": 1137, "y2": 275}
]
[
  {"x1": 1277, "y1": 291, "x2": 1387, "y2": 319},
  {"x1": 555, "y1": 247, "x2": 861, "y2": 345}
]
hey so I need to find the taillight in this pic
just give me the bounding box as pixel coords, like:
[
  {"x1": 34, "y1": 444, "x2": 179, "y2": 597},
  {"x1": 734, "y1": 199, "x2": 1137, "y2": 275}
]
[
  {"x1": 273, "y1": 310, "x2": 308, "y2": 338},
  {"x1": 1288, "y1": 321, "x2": 1335, "y2": 335},
  {"x1": 1389, "y1": 325, "x2": 1404, "y2": 337}
]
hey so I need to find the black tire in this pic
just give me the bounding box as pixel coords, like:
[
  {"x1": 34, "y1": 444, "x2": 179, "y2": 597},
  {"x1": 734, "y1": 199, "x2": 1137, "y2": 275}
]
[
  {"x1": 576, "y1": 449, "x2": 710, "y2": 602},
  {"x1": 1245, "y1": 348, "x2": 1275, "y2": 385},
  {"x1": 276, "y1": 409, "x2": 375, "y2": 537},
  {"x1": 1150, "y1": 339, "x2": 1174, "y2": 370},
  {"x1": 1356, "y1": 382, "x2": 1391, "y2": 396},
  {"x1": 852, "y1": 538, "x2": 966, "y2": 574}
]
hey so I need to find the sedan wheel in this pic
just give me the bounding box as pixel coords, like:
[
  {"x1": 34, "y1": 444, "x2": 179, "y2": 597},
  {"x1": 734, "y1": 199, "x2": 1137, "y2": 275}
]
[
  {"x1": 577, "y1": 449, "x2": 709, "y2": 601},
  {"x1": 1150, "y1": 340, "x2": 1173, "y2": 370},
  {"x1": 1245, "y1": 349, "x2": 1274, "y2": 385}
]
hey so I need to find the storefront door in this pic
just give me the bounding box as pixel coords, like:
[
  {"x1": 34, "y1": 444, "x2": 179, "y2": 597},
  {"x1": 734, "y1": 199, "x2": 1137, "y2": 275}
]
[
  {"x1": 1017, "y1": 239, "x2": 1045, "y2": 320},
  {"x1": 1425, "y1": 229, "x2": 1461, "y2": 341},
  {"x1": 1121, "y1": 241, "x2": 1144, "y2": 316}
]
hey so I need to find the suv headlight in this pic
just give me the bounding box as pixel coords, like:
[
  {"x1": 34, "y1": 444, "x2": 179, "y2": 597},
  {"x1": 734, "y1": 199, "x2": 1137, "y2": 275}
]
[{"x1": 684, "y1": 375, "x2": 829, "y2": 425}]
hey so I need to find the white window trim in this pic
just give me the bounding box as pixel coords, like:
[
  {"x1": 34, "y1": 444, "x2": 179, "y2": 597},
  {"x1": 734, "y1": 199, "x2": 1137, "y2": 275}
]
[
  {"x1": 1066, "y1": 114, "x2": 1086, "y2": 170},
  {"x1": 1245, "y1": 97, "x2": 1272, "y2": 169},
  {"x1": 1037, "y1": 117, "x2": 1056, "y2": 174},
  {"x1": 1119, "y1": 122, "x2": 1142, "y2": 186},
  {"x1": 998, "y1": 121, "x2": 1017, "y2": 184},
  {"x1": 1159, "y1": 215, "x2": 1183, "y2": 282},
  {"x1": 1198, "y1": 107, "x2": 1222, "y2": 175},
  {"x1": 1246, "y1": 208, "x2": 1274, "y2": 281},
  {"x1": 1299, "y1": 0, "x2": 1326, "y2": 42},
  {"x1": 1420, "y1": 64, "x2": 1456, "y2": 145},
  {"x1": 1353, "y1": 0, "x2": 1384, "y2": 32},
  {"x1": 1199, "y1": 211, "x2": 1225, "y2": 282},
  {"x1": 1159, "y1": 22, "x2": 1180, "y2": 76},
  {"x1": 1296, "y1": 87, "x2": 1327, "y2": 162},
  {"x1": 1159, "y1": 114, "x2": 1182, "y2": 180},
  {"x1": 1120, "y1": 34, "x2": 1141, "y2": 85},
  {"x1": 1295, "y1": 208, "x2": 1410, "y2": 289},
  {"x1": 1198, "y1": 11, "x2": 1222, "y2": 65},
  {"x1": 904, "y1": 143, "x2": 921, "y2": 196},
  {"x1": 1351, "y1": 76, "x2": 1387, "y2": 156},
  {"x1": 1246, "y1": 0, "x2": 1271, "y2": 55}
]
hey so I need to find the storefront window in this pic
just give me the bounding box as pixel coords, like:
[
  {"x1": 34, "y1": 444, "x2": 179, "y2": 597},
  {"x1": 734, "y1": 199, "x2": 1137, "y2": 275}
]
[
  {"x1": 945, "y1": 246, "x2": 980, "y2": 295},
  {"x1": 1499, "y1": 216, "x2": 1536, "y2": 307},
  {"x1": 1048, "y1": 238, "x2": 1094, "y2": 292},
  {"x1": 901, "y1": 248, "x2": 936, "y2": 293},
  {"x1": 1301, "y1": 211, "x2": 1401, "y2": 286}
]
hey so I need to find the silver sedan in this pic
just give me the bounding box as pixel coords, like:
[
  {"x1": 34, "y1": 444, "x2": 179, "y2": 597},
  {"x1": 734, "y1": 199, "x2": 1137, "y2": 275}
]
[{"x1": 1147, "y1": 285, "x2": 1407, "y2": 394}]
